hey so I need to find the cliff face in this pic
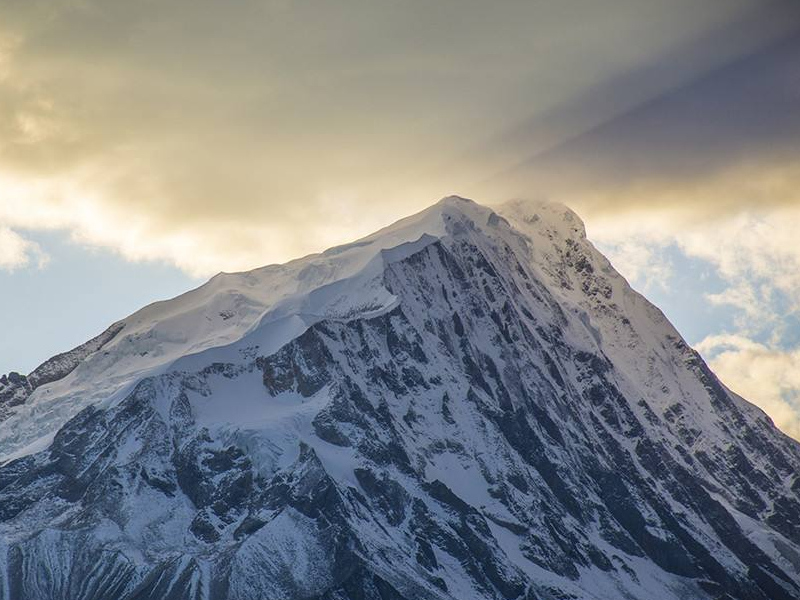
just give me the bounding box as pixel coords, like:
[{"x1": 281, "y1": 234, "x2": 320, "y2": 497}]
[{"x1": 1, "y1": 197, "x2": 798, "y2": 600}]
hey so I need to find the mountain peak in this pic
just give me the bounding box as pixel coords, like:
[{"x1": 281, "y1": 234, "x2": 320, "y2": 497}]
[
  {"x1": 1, "y1": 197, "x2": 799, "y2": 600},
  {"x1": 497, "y1": 197, "x2": 587, "y2": 240},
  {"x1": 435, "y1": 193, "x2": 476, "y2": 207}
]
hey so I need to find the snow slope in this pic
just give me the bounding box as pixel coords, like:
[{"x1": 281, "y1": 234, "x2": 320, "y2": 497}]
[{"x1": 0, "y1": 199, "x2": 468, "y2": 462}]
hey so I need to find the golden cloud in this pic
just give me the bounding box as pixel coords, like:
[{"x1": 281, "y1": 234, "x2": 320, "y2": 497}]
[{"x1": 697, "y1": 334, "x2": 800, "y2": 440}]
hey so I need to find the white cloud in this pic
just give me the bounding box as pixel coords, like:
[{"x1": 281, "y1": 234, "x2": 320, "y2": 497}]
[
  {"x1": 0, "y1": 224, "x2": 48, "y2": 271},
  {"x1": 0, "y1": 171, "x2": 404, "y2": 277},
  {"x1": 673, "y1": 207, "x2": 800, "y2": 328},
  {"x1": 587, "y1": 186, "x2": 800, "y2": 333},
  {"x1": 593, "y1": 237, "x2": 673, "y2": 293}
]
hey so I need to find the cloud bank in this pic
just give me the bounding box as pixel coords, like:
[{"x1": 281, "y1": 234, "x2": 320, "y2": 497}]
[{"x1": 1, "y1": 0, "x2": 795, "y2": 273}]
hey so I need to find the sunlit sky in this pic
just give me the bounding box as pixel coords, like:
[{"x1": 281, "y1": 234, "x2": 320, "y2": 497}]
[{"x1": 1, "y1": 0, "x2": 800, "y2": 438}]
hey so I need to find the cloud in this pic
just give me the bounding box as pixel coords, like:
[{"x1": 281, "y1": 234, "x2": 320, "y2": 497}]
[
  {"x1": 592, "y1": 238, "x2": 674, "y2": 293},
  {"x1": 0, "y1": 224, "x2": 48, "y2": 271},
  {"x1": 580, "y1": 159, "x2": 800, "y2": 325},
  {"x1": 479, "y1": 20, "x2": 800, "y2": 226},
  {"x1": 677, "y1": 207, "x2": 800, "y2": 328},
  {"x1": 0, "y1": 0, "x2": 788, "y2": 275},
  {"x1": 697, "y1": 334, "x2": 800, "y2": 439}
]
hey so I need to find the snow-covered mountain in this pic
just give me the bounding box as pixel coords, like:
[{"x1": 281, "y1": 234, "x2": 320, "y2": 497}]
[{"x1": 1, "y1": 196, "x2": 799, "y2": 600}]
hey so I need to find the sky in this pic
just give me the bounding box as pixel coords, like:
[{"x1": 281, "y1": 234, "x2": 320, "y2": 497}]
[{"x1": 1, "y1": 0, "x2": 800, "y2": 438}]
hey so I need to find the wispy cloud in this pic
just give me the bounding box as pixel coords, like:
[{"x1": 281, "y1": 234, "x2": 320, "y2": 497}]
[{"x1": 0, "y1": 224, "x2": 48, "y2": 271}]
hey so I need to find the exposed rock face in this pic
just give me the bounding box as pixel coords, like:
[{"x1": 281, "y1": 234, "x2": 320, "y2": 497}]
[
  {"x1": 0, "y1": 197, "x2": 799, "y2": 600},
  {"x1": 0, "y1": 372, "x2": 32, "y2": 416}
]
